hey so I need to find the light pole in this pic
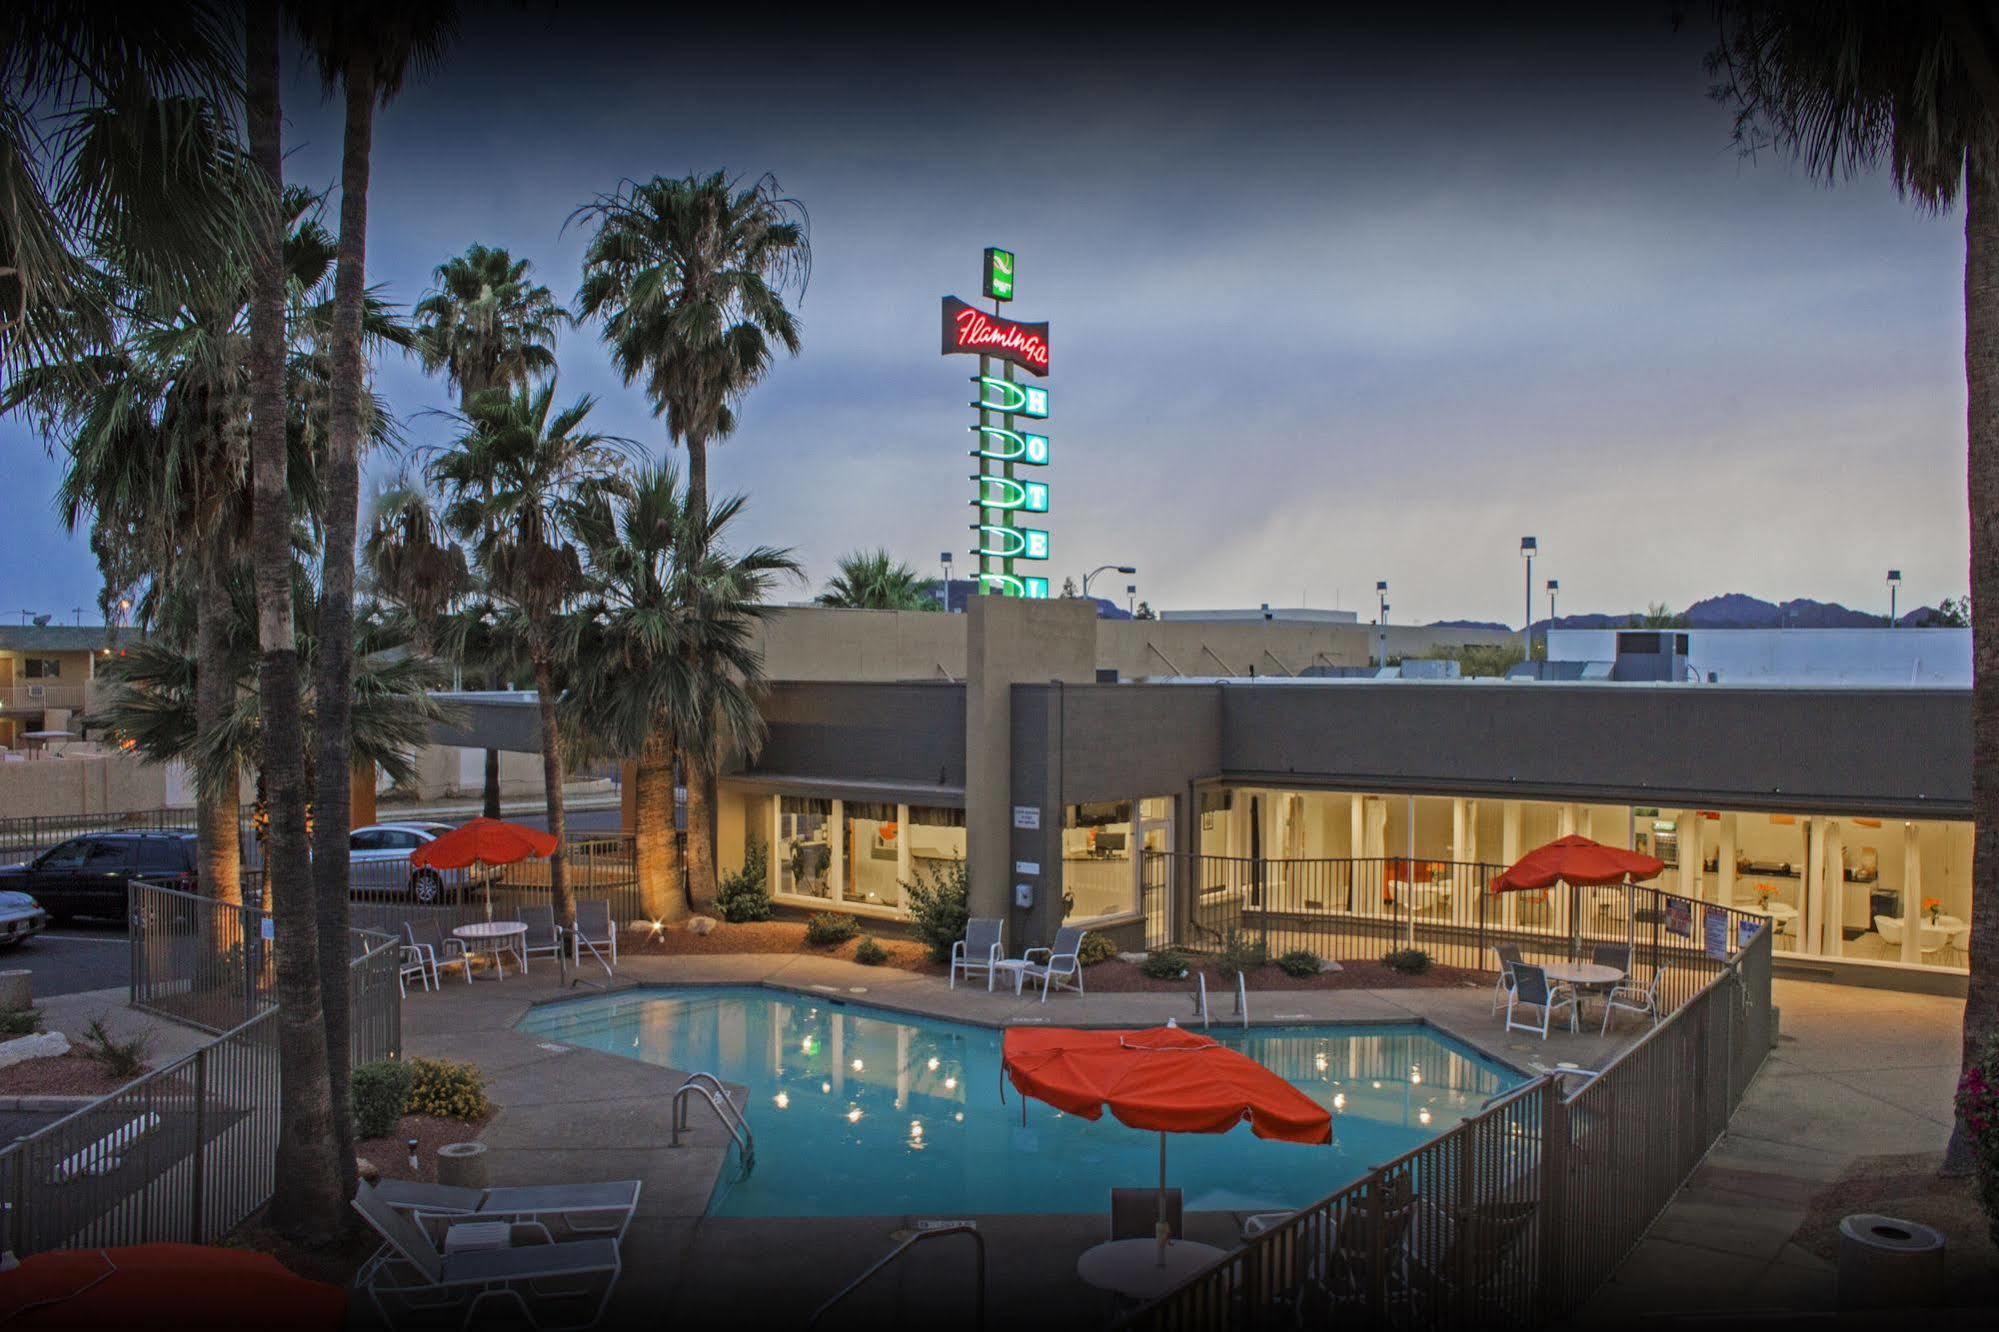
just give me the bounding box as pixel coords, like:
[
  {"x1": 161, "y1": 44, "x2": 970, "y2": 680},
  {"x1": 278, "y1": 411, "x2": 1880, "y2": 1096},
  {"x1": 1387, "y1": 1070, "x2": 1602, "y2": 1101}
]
[
  {"x1": 1887, "y1": 569, "x2": 1901, "y2": 628},
  {"x1": 1126, "y1": 583, "x2": 1136, "y2": 616},
  {"x1": 1520, "y1": 537, "x2": 1537, "y2": 661},
  {"x1": 1547, "y1": 578, "x2": 1559, "y2": 624},
  {"x1": 1375, "y1": 581, "x2": 1389, "y2": 666},
  {"x1": 939, "y1": 551, "x2": 953, "y2": 609},
  {"x1": 1081, "y1": 564, "x2": 1136, "y2": 600}
]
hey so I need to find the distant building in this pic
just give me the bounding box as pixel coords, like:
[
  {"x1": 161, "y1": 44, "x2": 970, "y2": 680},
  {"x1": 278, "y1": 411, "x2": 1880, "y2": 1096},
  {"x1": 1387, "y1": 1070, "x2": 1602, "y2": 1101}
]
[
  {"x1": 1543, "y1": 627, "x2": 1970, "y2": 687},
  {"x1": 0, "y1": 624, "x2": 133, "y2": 749},
  {"x1": 1160, "y1": 607, "x2": 1359, "y2": 624}
]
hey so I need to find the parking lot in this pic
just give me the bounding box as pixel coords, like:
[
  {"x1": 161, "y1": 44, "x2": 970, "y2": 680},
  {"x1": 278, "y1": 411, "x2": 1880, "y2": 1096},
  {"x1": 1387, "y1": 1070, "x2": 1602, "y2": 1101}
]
[{"x1": 3, "y1": 922, "x2": 128, "y2": 999}]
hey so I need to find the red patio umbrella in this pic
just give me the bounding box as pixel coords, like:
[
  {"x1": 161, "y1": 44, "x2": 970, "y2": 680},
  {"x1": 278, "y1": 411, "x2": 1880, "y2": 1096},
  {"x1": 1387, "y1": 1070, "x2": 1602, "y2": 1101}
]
[
  {"x1": 1002, "y1": 1024, "x2": 1331, "y2": 1264},
  {"x1": 407, "y1": 816, "x2": 557, "y2": 870},
  {"x1": 1489, "y1": 834, "x2": 1664, "y2": 894},
  {"x1": 0, "y1": 1244, "x2": 346, "y2": 1329}
]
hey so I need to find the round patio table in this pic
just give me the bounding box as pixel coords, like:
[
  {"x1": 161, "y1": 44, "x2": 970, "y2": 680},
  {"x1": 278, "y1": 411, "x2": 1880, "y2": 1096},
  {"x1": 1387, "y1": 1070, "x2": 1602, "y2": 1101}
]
[
  {"x1": 453, "y1": 920, "x2": 528, "y2": 980},
  {"x1": 1541, "y1": 961, "x2": 1624, "y2": 1031},
  {"x1": 1077, "y1": 1238, "x2": 1227, "y2": 1301}
]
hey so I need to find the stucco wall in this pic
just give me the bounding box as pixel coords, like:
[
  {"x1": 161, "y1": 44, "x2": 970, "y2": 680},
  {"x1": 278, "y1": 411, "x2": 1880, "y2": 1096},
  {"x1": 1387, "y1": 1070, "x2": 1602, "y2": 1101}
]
[{"x1": 0, "y1": 752, "x2": 167, "y2": 818}]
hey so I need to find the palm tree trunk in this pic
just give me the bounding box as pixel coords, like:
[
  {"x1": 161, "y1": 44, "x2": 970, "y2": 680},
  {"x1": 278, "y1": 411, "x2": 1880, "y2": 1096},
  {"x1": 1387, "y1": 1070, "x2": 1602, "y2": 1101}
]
[
  {"x1": 464, "y1": 378, "x2": 504, "y2": 822},
  {"x1": 685, "y1": 430, "x2": 707, "y2": 528},
  {"x1": 635, "y1": 731, "x2": 683, "y2": 922},
  {"x1": 194, "y1": 558, "x2": 240, "y2": 908},
  {"x1": 245, "y1": 0, "x2": 344, "y2": 1246},
  {"x1": 1953, "y1": 133, "x2": 1999, "y2": 1176},
  {"x1": 311, "y1": 55, "x2": 377, "y2": 1214},
  {"x1": 533, "y1": 653, "x2": 574, "y2": 931},
  {"x1": 685, "y1": 751, "x2": 716, "y2": 912}
]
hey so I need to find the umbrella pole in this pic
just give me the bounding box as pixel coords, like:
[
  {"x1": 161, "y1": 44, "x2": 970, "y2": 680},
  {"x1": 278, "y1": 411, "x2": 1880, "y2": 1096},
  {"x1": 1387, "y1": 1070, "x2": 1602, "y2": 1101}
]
[{"x1": 1157, "y1": 1131, "x2": 1169, "y2": 1266}]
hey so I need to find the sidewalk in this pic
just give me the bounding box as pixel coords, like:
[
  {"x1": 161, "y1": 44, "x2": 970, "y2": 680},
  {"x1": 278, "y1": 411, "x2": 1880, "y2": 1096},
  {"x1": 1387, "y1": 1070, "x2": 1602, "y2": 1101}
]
[{"x1": 1578, "y1": 978, "x2": 1967, "y2": 1322}]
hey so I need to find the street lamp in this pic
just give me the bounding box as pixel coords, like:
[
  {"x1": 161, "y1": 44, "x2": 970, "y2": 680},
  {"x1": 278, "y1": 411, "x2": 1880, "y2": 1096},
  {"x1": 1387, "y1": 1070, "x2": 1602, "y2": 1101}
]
[
  {"x1": 1547, "y1": 578, "x2": 1559, "y2": 624},
  {"x1": 939, "y1": 551, "x2": 953, "y2": 609},
  {"x1": 1126, "y1": 583, "x2": 1136, "y2": 616},
  {"x1": 1520, "y1": 537, "x2": 1537, "y2": 660},
  {"x1": 1081, "y1": 564, "x2": 1136, "y2": 599},
  {"x1": 1374, "y1": 581, "x2": 1389, "y2": 666},
  {"x1": 1887, "y1": 569, "x2": 1901, "y2": 628}
]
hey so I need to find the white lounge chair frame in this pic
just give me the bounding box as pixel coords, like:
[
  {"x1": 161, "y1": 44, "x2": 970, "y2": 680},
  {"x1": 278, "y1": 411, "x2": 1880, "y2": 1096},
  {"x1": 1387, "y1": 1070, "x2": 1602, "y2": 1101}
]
[
  {"x1": 1599, "y1": 966, "x2": 1663, "y2": 1035},
  {"x1": 404, "y1": 918, "x2": 471, "y2": 987},
  {"x1": 372, "y1": 1176, "x2": 642, "y2": 1244},
  {"x1": 1020, "y1": 925, "x2": 1088, "y2": 1001},
  {"x1": 397, "y1": 944, "x2": 433, "y2": 999}
]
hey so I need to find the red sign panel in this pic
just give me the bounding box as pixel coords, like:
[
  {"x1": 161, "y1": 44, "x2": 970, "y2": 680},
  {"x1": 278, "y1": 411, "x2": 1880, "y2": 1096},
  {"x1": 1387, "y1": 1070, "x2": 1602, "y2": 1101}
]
[{"x1": 941, "y1": 296, "x2": 1049, "y2": 376}]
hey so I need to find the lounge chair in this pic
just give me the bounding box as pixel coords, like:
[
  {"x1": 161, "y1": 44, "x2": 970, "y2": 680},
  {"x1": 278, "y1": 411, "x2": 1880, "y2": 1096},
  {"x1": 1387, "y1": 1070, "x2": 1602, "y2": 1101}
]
[
  {"x1": 1110, "y1": 1187, "x2": 1183, "y2": 1241},
  {"x1": 405, "y1": 917, "x2": 470, "y2": 987},
  {"x1": 516, "y1": 903, "x2": 562, "y2": 965},
  {"x1": 1503, "y1": 962, "x2": 1575, "y2": 1040},
  {"x1": 1244, "y1": 1172, "x2": 1416, "y2": 1318},
  {"x1": 950, "y1": 917, "x2": 1004, "y2": 990},
  {"x1": 351, "y1": 1179, "x2": 621, "y2": 1331},
  {"x1": 571, "y1": 899, "x2": 617, "y2": 974},
  {"x1": 1489, "y1": 943, "x2": 1524, "y2": 1014},
  {"x1": 371, "y1": 1176, "x2": 642, "y2": 1244},
  {"x1": 1600, "y1": 966, "x2": 1663, "y2": 1035},
  {"x1": 1019, "y1": 924, "x2": 1087, "y2": 1001}
]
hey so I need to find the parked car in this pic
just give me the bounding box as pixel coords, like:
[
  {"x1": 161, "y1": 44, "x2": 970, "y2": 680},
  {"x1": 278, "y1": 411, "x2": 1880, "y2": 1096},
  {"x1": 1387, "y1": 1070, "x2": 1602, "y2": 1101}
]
[
  {"x1": 0, "y1": 889, "x2": 48, "y2": 947},
  {"x1": 348, "y1": 822, "x2": 492, "y2": 904},
  {"x1": 0, "y1": 830, "x2": 198, "y2": 924}
]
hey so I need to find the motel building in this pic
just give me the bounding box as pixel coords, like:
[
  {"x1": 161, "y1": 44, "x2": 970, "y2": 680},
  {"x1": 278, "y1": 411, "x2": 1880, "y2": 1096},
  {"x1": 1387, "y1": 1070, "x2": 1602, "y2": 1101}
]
[{"x1": 440, "y1": 597, "x2": 1972, "y2": 994}]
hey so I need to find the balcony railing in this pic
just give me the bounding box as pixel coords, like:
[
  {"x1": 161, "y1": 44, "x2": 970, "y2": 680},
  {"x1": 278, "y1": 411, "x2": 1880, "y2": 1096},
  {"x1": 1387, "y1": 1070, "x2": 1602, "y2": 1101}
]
[{"x1": 0, "y1": 683, "x2": 87, "y2": 712}]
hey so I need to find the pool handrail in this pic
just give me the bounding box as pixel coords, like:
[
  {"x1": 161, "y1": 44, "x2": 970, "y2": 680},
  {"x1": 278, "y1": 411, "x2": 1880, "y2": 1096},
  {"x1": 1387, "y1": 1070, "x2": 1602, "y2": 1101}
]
[
  {"x1": 668, "y1": 1072, "x2": 755, "y2": 1170},
  {"x1": 809, "y1": 1221, "x2": 985, "y2": 1330}
]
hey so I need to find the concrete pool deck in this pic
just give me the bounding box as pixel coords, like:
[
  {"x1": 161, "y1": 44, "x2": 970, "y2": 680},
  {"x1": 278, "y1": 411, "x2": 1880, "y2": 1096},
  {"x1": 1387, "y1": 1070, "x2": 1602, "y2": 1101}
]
[{"x1": 395, "y1": 949, "x2": 1653, "y2": 1327}]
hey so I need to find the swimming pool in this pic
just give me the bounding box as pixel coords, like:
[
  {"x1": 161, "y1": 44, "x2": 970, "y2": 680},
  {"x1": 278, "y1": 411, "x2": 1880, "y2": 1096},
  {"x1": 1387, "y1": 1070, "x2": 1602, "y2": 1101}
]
[{"x1": 515, "y1": 986, "x2": 1521, "y2": 1217}]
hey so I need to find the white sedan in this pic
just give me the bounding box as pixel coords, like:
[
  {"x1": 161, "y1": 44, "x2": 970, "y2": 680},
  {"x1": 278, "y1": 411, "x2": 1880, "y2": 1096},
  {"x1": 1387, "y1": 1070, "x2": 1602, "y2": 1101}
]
[
  {"x1": 349, "y1": 822, "x2": 495, "y2": 904},
  {"x1": 0, "y1": 890, "x2": 48, "y2": 948}
]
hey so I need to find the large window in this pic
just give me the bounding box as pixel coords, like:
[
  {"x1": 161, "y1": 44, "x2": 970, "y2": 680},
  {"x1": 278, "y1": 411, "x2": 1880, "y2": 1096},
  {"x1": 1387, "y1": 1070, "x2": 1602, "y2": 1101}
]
[
  {"x1": 843, "y1": 801, "x2": 901, "y2": 909},
  {"x1": 778, "y1": 797, "x2": 832, "y2": 900},
  {"x1": 22, "y1": 658, "x2": 59, "y2": 679},
  {"x1": 767, "y1": 796, "x2": 966, "y2": 919}
]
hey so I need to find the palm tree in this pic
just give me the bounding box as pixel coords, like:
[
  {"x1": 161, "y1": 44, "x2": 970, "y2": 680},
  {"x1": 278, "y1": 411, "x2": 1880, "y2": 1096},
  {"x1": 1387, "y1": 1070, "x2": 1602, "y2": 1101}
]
[
  {"x1": 432, "y1": 381, "x2": 629, "y2": 930},
  {"x1": 362, "y1": 476, "x2": 470, "y2": 658},
  {"x1": 1, "y1": 3, "x2": 253, "y2": 384},
  {"x1": 291, "y1": 4, "x2": 457, "y2": 1208},
  {"x1": 816, "y1": 548, "x2": 938, "y2": 610},
  {"x1": 1707, "y1": 1, "x2": 1999, "y2": 1170},
  {"x1": 572, "y1": 170, "x2": 810, "y2": 520},
  {"x1": 569, "y1": 464, "x2": 795, "y2": 921},
  {"x1": 414, "y1": 243, "x2": 568, "y2": 817},
  {"x1": 243, "y1": 0, "x2": 343, "y2": 1248}
]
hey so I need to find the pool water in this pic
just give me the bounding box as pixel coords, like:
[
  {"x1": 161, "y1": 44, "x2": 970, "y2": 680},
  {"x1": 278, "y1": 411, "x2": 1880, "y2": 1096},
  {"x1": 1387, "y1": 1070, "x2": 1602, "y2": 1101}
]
[{"x1": 515, "y1": 986, "x2": 1521, "y2": 1218}]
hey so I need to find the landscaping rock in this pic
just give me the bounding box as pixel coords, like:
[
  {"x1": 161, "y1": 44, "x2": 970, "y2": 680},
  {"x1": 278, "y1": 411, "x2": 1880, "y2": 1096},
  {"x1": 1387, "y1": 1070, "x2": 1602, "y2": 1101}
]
[
  {"x1": 1116, "y1": 952, "x2": 1148, "y2": 965},
  {"x1": 686, "y1": 916, "x2": 718, "y2": 936},
  {"x1": 0, "y1": 1032, "x2": 68, "y2": 1069},
  {"x1": 356, "y1": 1157, "x2": 380, "y2": 1184}
]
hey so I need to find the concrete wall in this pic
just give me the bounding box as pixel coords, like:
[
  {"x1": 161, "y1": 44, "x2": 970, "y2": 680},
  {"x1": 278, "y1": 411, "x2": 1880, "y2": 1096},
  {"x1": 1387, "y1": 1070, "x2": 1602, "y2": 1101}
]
[
  {"x1": 756, "y1": 607, "x2": 966, "y2": 681},
  {"x1": 0, "y1": 752, "x2": 168, "y2": 817},
  {"x1": 741, "y1": 681, "x2": 966, "y2": 796}
]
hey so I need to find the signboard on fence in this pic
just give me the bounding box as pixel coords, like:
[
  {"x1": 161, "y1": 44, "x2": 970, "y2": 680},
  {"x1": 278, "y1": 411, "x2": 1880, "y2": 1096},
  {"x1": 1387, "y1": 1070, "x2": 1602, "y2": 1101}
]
[
  {"x1": 1704, "y1": 907, "x2": 1729, "y2": 960},
  {"x1": 1736, "y1": 915, "x2": 1762, "y2": 951},
  {"x1": 1665, "y1": 896, "x2": 1692, "y2": 939}
]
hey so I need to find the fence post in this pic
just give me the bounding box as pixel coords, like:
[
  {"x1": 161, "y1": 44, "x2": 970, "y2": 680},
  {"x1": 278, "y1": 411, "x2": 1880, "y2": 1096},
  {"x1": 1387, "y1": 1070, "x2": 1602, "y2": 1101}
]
[
  {"x1": 190, "y1": 1043, "x2": 208, "y2": 1241},
  {"x1": 1365, "y1": 1169, "x2": 1388, "y2": 1322},
  {"x1": 1539, "y1": 1076, "x2": 1566, "y2": 1320}
]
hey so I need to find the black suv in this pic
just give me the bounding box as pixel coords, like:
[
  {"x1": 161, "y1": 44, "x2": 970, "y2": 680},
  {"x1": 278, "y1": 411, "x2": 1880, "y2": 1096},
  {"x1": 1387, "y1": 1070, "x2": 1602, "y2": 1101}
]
[{"x1": 0, "y1": 831, "x2": 198, "y2": 923}]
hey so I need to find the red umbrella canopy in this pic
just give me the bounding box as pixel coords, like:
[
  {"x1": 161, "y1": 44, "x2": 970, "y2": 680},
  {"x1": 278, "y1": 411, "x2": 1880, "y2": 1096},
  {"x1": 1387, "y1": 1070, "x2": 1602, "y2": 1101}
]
[
  {"x1": 0, "y1": 1244, "x2": 347, "y2": 1329},
  {"x1": 1489, "y1": 834, "x2": 1666, "y2": 895},
  {"x1": 1001, "y1": 1024, "x2": 1332, "y2": 1145},
  {"x1": 407, "y1": 817, "x2": 557, "y2": 870}
]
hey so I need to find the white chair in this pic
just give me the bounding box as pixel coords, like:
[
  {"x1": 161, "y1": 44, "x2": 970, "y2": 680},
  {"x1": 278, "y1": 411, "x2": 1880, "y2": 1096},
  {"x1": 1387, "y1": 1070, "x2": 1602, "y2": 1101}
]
[
  {"x1": 571, "y1": 899, "x2": 618, "y2": 974},
  {"x1": 1020, "y1": 924, "x2": 1088, "y2": 1001},
  {"x1": 404, "y1": 918, "x2": 470, "y2": 987},
  {"x1": 372, "y1": 1177, "x2": 642, "y2": 1244},
  {"x1": 950, "y1": 917, "x2": 1004, "y2": 990},
  {"x1": 1599, "y1": 967, "x2": 1662, "y2": 1035},
  {"x1": 1874, "y1": 914, "x2": 1947, "y2": 962},
  {"x1": 516, "y1": 903, "x2": 563, "y2": 964},
  {"x1": 1489, "y1": 943, "x2": 1524, "y2": 1014},
  {"x1": 396, "y1": 944, "x2": 433, "y2": 999},
  {"x1": 1503, "y1": 962, "x2": 1575, "y2": 1040}
]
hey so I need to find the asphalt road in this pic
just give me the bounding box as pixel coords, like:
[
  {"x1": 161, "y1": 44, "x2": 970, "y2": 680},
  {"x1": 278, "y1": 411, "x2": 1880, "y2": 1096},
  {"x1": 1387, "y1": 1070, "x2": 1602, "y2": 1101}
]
[{"x1": 2, "y1": 922, "x2": 129, "y2": 999}]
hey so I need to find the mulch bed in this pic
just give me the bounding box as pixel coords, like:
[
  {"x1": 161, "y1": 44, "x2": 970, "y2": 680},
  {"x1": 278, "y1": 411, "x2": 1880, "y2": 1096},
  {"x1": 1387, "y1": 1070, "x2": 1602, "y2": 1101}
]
[
  {"x1": 1792, "y1": 1151, "x2": 1999, "y2": 1308},
  {"x1": 620, "y1": 918, "x2": 946, "y2": 974},
  {"x1": 357, "y1": 1111, "x2": 490, "y2": 1186},
  {"x1": 0, "y1": 1050, "x2": 148, "y2": 1097},
  {"x1": 1079, "y1": 958, "x2": 1482, "y2": 992}
]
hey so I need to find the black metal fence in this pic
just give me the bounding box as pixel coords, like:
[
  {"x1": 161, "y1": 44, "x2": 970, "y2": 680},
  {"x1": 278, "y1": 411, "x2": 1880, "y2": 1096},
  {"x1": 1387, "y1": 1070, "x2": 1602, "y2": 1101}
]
[
  {"x1": 0, "y1": 806, "x2": 240, "y2": 867},
  {"x1": 1122, "y1": 924, "x2": 1776, "y2": 1331}
]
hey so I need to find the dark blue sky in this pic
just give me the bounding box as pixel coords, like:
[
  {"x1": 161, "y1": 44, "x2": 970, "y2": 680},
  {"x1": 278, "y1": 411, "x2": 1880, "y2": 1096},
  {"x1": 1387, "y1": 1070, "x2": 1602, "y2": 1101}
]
[{"x1": 0, "y1": 7, "x2": 1969, "y2": 626}]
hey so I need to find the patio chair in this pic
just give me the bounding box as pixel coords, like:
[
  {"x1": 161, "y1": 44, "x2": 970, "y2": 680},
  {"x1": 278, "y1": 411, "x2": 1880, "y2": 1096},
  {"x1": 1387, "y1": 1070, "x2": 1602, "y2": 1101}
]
[
  {"x1": 372, "y1": 1176, "x2": 642, "y2": 1244},
  {"x1": 351, "y1": 1179, "x2": 621, "y2": 1332},
  {"x1": 1590, "y1": 942, "x2": 1632, "y2": 973},
  {"x1": 571, "y1": 899, "x2": 618, "y2": 974},
  {"x1": 396, "y1": 944, "x2": 432, "y2": 999},
  {"x1": 1020, "y1": 924, "x2": 1088, "y2": 1001},
  {"x1": 950, "y1": 917, "x2": 1004, "y2": 990},
  {"x1": 1600, "y1": 966, "x2": 1663, "y2": 1035},
  {"x1": 1503, "y1": 962, "x2": 1575, "y2": 1040},
  {"x1": 1403, "y1": 1195, "x2": 1539, "y2": 1325},
  {"x1": 1250, "y1": 1173, "x2": 1416, "y2": 1318},
  {"x1": 1489, "y1": 943, "x2": 1524, "y2": 1014},
  {"x1": 1110, "y1": 1187, "x2": 1183, "y2": 1241},
  {"x1": 404, "y1": 917, "x2": 470, "y2": 987},
  {"x1": 516, "y1": 903, "x2": 562, "y2": 964}
]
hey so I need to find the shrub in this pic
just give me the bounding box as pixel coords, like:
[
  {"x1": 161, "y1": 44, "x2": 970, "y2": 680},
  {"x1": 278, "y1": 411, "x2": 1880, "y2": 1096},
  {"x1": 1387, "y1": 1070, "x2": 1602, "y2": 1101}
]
[
  {"x1": 1216, "y1": 929, "x2": 1268, "y2": 979},
  {"x1": 805, "y1": 912, "x2": 862, "y2": 947},
  {"x1": 1077, "y1": 932, "x2": 1118, "y2": 967},
  {"x1": 901, "y1": 857, "x2": 970, "y2": 963},
  {"x1": 352, "y1": 1058, "x2": 415, "y2": 1138},
  {"x1": 853, "y1": 937, "x2": 888, "y2": 966},
  {"x1": 78, "y1": 1016, "x2": 148, "y2": 1079},
  {"x1": 405, "y1": 1056, "x2": 490, "y2": 1122},
  {"x1": 0, "y1": 1007, "x2": 42, "y2": 1038},
  {"x1": 1276, "y1": 948, "x2": 1324, "y2": 979},
  {"x1": 716, "y1": 835, "x2": 773, "y2": 923},
  {"x1": 1140, "y1": 948, "x2": 1189, "y2": 980},
  {"x1": 1381, "y1": 947, "x2": 1432, "y2": 975},
  {"x1": 1956, "y1": 1032, "x2": 1999, "y2": 1250}
]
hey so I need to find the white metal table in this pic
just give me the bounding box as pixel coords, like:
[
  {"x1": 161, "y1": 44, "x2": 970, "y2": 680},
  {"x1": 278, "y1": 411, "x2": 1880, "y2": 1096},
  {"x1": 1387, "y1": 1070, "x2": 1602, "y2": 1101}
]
[
  {"x1": 1076, "y1": 1238, "x2": 1227, "y2": 1301},
  {"x1": 1539, "y1": 961, "x2": 1624, "y2": 1030},
  {"x1": 992, "y1": 959, "x2": 1032, "y2": 994},
  {"x1": 453, "y1": 920, "x2": 529, "y2": 980}
]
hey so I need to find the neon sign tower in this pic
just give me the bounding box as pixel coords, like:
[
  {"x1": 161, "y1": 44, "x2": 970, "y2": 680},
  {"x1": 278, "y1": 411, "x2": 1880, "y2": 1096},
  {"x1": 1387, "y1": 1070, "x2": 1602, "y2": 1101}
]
[{"x1": 941, "y1": 248, "x2": 1050, "y2": 597}]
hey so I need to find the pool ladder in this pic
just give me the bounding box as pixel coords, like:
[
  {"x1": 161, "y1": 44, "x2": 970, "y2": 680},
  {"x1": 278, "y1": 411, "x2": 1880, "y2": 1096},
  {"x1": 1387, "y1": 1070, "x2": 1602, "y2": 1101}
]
[
  {"x1": 808, "y1": 1221, "x2": 985, "y2": 1330},
  {"x1": 1191, "y1": 970, "x2": 1250, "y2": 1029},
  {"x1": 668, "y1": 1072, "x2": 755, "y2": 1172}
]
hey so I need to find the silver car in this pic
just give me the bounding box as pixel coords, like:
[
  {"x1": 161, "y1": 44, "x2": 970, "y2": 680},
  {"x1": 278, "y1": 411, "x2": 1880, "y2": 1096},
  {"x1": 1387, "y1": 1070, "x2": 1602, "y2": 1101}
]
[
  {"x1": 348, "y1": 822, "x2": 492, "y2": 905},
  {"x1": 0, "y1": 889, "x2": 48, "y2": 948}
]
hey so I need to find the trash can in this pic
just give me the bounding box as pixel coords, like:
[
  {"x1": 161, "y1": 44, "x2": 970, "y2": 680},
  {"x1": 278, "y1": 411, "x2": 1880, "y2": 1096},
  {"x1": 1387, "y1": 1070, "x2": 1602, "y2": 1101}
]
[
  {"x1": 1836, "y1": 1213, "x2": 1944, "y2": 1310},
  {"x1": 436, "y1": 1141, "x2": 489, "y2": 1191}
]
